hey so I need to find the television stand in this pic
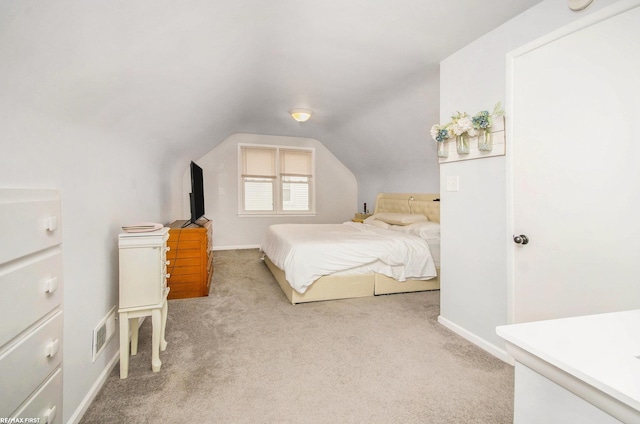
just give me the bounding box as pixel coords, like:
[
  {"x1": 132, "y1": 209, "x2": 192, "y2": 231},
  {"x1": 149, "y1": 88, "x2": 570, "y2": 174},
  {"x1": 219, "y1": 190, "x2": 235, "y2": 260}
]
[
  {"x1": 181, "y1": 220, "x2": 202, "y2": 228},
  {"x1": 181, "y1": 216, "x2": 210, "y2": 228}
]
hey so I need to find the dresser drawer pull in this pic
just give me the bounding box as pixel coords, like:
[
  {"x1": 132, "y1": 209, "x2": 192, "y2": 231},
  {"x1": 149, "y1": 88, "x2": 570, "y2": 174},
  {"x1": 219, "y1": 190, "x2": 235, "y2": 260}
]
[
  {"x1": 46, "y1": 216, "x2": 58, "y2": 232},
  {"x1": 166, "y1": 260, "x2": 170, "y2": 265},
  {"x1": 165, "y1": 273, "x2": 171, "y2": 279},
  {"x1": 45, "y1": 339, "x2": 60, "y2": 357},
  {"x1": 166, "y1": 246, "x2": 171, "y2": 252},
  {"x1": 45, "y1": 276, "x2": 59, "y2": 293},
  {"x1": 43, "y1": 405, "x2": 57, "y2": 424}
]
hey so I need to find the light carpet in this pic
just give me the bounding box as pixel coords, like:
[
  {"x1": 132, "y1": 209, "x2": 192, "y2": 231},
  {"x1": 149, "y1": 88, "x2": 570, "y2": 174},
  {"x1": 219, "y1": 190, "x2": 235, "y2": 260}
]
[{"x1": 80, "y1": 249, "x2": 514, "y2": 423}]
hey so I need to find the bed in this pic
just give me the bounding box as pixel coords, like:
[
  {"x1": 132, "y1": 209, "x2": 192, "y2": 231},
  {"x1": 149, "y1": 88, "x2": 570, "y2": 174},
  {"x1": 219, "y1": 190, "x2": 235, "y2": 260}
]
[{"x1": 260, "y1": 193, "x2": 441, "y2": 304}]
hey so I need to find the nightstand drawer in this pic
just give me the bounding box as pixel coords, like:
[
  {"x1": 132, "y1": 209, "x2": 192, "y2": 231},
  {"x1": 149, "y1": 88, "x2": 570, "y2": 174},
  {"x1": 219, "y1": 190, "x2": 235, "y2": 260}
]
[{"x1": 0, "y1": 311, "x2": 63, "y2": 417}]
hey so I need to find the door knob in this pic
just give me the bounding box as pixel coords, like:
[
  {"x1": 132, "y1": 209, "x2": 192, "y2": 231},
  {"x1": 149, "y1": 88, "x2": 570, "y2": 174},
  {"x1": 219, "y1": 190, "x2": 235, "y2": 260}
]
[{"x1": 513, "y1": 234, "x2": 529, "y2": 245}]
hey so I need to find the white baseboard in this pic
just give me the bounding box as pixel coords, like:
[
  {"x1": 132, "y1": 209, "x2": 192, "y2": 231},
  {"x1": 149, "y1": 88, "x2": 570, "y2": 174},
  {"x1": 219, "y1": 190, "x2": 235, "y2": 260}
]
[
  {"x1": 212, "y1": 244, "x2": 260, "y2": 251},
  {"x1": 437, "y1": 315, "x2": 514, "y2": 365},
  {"x1": 66, "y1": 349, "x2": 120, "y2": 424}
]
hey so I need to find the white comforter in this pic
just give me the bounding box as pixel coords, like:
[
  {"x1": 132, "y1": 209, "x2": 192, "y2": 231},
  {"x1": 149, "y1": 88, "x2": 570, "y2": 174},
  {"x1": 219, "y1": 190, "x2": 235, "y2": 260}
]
[{"x1": 260, "y1": 222, "x2": 437, "y2": 294}]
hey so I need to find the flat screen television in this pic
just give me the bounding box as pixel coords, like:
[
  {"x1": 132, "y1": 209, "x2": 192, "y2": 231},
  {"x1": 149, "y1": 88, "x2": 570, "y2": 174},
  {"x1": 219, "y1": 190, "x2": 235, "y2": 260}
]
[{"x1": 186, "y1": 161, "x2": 206, "y2": 227}]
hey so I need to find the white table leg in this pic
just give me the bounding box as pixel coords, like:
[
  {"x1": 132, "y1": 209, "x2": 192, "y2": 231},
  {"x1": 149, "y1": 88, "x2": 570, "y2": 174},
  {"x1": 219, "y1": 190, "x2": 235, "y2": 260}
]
[
  {"x1": 151, "y1": 308, "x2": 162, "y2": 372},
  {"x1": 160, "y1": 299, "x2": 168, "y2": 351},
  {"x1": 130, "y1": 317, "x2": 139, "y2": 356},
  {"x1": 119, "y1": 311, "x2": 129, "y2": 379}
]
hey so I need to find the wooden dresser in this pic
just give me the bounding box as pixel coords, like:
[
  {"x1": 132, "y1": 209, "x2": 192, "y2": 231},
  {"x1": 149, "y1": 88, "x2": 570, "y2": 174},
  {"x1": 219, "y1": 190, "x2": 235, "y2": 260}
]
[
  {"x1": 0, "y1": 189, "x2": 63, "y2": 423},
  {"x1": 166, "y1": 220, "x2": 213, "y2": 299}
]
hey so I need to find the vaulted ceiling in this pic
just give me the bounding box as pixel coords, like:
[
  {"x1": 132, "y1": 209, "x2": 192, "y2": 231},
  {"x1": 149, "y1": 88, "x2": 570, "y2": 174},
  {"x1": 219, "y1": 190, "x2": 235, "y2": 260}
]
[{"x1": 2, "y1": 0, "x2": 542, "y2": 189}]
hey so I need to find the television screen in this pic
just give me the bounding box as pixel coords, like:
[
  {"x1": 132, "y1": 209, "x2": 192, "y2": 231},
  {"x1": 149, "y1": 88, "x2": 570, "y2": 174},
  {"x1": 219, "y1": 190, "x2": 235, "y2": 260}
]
[{"x1": 189, "y1": 161, "x2": 205, "y2": 224}]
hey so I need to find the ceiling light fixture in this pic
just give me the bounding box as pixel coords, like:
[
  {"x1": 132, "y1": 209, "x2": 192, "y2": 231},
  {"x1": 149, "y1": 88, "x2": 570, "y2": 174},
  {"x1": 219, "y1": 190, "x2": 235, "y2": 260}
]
[{"x1": 289, "y1": 109, "x2": 312, "y2": 122}]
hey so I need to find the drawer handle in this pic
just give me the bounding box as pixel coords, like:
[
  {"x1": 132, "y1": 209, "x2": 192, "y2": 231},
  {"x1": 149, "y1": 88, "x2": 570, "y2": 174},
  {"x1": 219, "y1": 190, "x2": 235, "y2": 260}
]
[
  {"x1": 45, "y1": 276, "x2": 59, "y2": 293},
  {"x1": 46, "y1": 216, "x2": 58, "y2": 232},
  {"x1": 165, "y1": 273, "x2": 171, "y2": 279},
  {"x1": 43, "y1": 405, "x2": 57, "y2": 424},
  {"x1": 45, "y1": 339, "x2": 60, "y2": 358},
  {"x1": 166, "y1": 246, "x2": 171, "y2": 252},
  {"x1": 166, "y1": 260, "x2": 170, "y2": 265}
]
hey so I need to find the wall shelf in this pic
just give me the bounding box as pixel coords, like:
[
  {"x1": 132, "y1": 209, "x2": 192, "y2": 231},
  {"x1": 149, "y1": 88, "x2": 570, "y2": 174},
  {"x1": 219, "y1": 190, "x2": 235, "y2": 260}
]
[{"x1": 439, "y1": 116, "x2": 506, "y2": 163}]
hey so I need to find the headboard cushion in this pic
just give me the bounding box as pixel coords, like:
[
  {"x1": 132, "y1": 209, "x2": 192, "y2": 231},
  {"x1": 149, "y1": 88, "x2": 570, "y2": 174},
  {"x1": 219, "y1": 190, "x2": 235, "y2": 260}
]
[{"x1": 373, "y1": 193, "x2": 440, "y2": 223}]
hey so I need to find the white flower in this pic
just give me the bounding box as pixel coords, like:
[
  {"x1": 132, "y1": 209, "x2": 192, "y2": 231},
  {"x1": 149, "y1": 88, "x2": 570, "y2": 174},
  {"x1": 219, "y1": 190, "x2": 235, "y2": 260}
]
[
  {"x1": 430, "y1": 124, "x2": 440, "y2": 141},
  {"x1": 452, "y1": 116, "x2": 473, "y2": 136}
]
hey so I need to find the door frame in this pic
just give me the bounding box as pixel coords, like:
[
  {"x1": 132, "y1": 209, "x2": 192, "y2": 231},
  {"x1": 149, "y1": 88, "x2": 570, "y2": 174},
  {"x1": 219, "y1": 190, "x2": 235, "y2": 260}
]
[{"x1": 504, "y1": 0, "x2": 640, "y2": 325}]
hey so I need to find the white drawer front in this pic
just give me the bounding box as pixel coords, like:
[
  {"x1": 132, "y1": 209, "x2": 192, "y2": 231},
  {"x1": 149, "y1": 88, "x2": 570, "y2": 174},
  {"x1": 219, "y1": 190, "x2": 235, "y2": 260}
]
[
  {"x1": 0, "y1": 190, "x2": 62, "y2": 263},
  {"x1": 0, "y1": 311, "x2": 63, "y2": 417},
  {"x1": 12, "y1": 368, "x2": 62, "y2": 424},
  {"x1": 0, "y1": 249, "x2": 63, "y2": 347}
]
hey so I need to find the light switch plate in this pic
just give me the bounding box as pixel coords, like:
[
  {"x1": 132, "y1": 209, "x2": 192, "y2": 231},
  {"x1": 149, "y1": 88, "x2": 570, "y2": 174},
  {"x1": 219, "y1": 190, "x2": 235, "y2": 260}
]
[{"x1": 446, "y1": 176, "x2": 459, "y2": 192}]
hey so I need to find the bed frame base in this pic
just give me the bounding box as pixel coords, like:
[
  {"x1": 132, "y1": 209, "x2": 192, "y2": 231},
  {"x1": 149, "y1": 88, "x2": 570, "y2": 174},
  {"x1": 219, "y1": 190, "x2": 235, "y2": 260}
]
[{"x1": 264, "y1": 256, "x2": 439, "y2": 305}]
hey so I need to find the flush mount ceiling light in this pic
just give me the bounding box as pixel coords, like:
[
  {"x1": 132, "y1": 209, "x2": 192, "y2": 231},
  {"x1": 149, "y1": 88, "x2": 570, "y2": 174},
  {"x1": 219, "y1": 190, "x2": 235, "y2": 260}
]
[
  {"x1": 289, "y1": 109, "x2": 312, "y2": 123},
  {"x1": 567, "y1": 0, "x2": 593, "y2": 10}
]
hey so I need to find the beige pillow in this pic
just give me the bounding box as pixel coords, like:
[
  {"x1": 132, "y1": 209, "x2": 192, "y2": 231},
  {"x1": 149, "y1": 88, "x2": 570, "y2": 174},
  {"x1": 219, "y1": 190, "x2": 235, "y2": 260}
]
[
  {"x1": 370, "y1": 213, "x2": 428, "y2": 226},
  {"x1": 389, "y1": 221, "x2": 440, "y2": 240},
  {"x1": 363, "y1": 216, "x2": 391, "y2": 228}
]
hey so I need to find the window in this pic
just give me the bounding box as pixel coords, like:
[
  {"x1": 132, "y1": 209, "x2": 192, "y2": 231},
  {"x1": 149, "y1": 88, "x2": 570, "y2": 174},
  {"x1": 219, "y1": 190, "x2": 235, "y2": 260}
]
[{"x1": 239, "y1": 144, "x2": 315, "y2": 215}]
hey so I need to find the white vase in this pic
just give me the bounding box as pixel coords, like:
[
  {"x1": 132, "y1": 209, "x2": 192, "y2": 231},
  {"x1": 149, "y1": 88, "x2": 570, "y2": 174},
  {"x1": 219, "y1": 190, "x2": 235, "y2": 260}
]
[
  {"x1": 437, "y1": 141, "x2": 448, "y2": 158},
  {"x1": 478, "y1": 128, "x2": 493, "y2": 152}
]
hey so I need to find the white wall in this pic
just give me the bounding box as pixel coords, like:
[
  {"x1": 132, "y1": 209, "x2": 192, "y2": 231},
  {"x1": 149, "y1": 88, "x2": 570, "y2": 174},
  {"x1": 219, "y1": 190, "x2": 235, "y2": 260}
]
[
  {"x1": 177, "y1": 133, "x2": 358, "y2": 248},
  {"x1": 0, "y1": 115, "x2": 173, "y2": 421},
  {"x1": 437, "y1": 0, "x2": 622, "y2": 360},
  {"x1": 322, "y1": 67, "x2": 442, "y2": 209}
]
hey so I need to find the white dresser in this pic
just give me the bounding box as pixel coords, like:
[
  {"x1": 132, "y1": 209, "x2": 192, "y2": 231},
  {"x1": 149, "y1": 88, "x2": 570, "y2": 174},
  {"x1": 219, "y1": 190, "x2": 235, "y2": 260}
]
[
  {"x1": 497, "y1": 310, "x2": 640, "y2": 423},
  {"x1": 0, "y1": 189, "x2": 63, "y2": 423},
  {"x1": 118, "y1": 228, "x2": 170, "y2": 378}
]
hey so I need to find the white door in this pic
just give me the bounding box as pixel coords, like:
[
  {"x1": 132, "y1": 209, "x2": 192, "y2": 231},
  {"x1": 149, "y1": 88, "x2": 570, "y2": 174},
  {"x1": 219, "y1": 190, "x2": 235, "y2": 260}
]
[{"x1": 508, "y1": 3, "x2": 640, "y2": 323}]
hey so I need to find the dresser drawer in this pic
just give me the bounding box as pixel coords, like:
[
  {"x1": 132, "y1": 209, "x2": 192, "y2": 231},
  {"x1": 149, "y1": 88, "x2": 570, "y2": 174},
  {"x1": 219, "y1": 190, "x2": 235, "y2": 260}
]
[
  {"x1": 0, "y1": 311, "x2": 63, "y2": 417},
  {"x1": 0, "y1": 190, "x2": 62, "y2": 263},
  {"x1": 167, "y1": 240, "x2": 203, "y2": 253},
  {"x1": 12, "y1": 368, "x2": 62, "y2": 424},
  {"x1": 0, "y1": 249, "x2": 63, "y2": 347}
]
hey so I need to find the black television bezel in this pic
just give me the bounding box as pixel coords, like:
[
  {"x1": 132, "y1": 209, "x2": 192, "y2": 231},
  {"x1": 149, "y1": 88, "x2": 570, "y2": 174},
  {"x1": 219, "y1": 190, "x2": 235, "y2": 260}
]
[{"x1": 188, "y1": 161, "x2": 205, "y2": 225}]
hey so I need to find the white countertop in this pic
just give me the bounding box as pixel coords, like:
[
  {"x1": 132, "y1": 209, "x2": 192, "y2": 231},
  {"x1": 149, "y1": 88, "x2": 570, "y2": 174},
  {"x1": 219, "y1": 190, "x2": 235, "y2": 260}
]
[{"x1": 497, "y1": 309, "x2": 640, "y2": 414}]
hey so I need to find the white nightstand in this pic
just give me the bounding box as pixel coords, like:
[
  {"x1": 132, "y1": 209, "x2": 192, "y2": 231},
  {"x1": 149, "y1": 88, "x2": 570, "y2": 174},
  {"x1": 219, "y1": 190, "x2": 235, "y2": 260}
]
[{"x1": 118, "y1": 228, "x2": 170, "y2": 378}]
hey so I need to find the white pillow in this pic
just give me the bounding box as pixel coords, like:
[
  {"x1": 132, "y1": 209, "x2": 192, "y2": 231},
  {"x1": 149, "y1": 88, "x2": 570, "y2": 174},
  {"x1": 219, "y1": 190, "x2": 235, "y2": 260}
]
[
  {"x1": 363, "y1": 216, "x2": 391, "y2": 229},
  {"x1": 370, "y1": 213, "x2": 428, "y2": 226},
  {"x1": 390, "y1": 221, "x2": 440, "y2": 240}
]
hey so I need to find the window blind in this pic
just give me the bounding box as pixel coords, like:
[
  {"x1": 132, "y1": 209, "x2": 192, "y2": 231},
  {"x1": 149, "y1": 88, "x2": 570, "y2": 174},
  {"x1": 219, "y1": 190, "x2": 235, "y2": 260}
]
[
  {"x1": 242, "y1": 147, "x2": 276, "y2": 178},
  {"x1": 280, "y1": 149, "x2": 312, "y2": 176},
  {"x1": 239, "y1": 144, "x2": 314, "y2": 214}
]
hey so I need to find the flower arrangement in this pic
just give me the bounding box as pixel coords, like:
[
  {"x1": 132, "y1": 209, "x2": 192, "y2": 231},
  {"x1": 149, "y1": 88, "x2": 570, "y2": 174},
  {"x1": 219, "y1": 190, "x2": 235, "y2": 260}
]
[
  {"x1": 472, "y1": 110, "x2": 491, "y2": 130},
  {"x1": 430, "y1": 102, "x2": 504, "y2": 141},
  {"x1": 472, "y1": 102, "x2": 504, "y2": 130},
  {"x1": 430, "y1": 102, "x2": 504, "y2": 157},
  {"x1": 449, "y1": 112, "x2": 476, "y2": 137},
  {"x1": 429, "y1": 124, "x2": 450, "y2": 143}
]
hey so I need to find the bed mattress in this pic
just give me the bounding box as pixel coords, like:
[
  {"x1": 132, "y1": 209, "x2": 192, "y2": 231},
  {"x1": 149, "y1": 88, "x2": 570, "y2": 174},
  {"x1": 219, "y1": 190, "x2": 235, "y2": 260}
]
[{"x1": 261, "y1": 222, "x2": 437, "y2": 294}]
